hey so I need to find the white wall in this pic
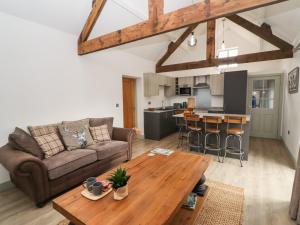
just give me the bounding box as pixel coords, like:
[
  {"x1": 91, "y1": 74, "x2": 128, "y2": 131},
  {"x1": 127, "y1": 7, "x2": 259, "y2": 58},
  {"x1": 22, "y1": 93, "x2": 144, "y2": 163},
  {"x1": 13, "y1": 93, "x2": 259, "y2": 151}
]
[
  {"x1": 0, "y1": 12, "x2": 155, "y2": 184},
  {"x1": 282, "y1": 50, "x2": 300, "y2": 162}
]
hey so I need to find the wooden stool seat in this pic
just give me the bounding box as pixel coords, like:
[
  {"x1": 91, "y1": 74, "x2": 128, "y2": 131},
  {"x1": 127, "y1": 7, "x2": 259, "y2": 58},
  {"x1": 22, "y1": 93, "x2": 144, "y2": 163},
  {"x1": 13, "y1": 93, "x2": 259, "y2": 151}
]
[
  {"x1": 205, "y1": 128, "x2": 220, "y2": 134},
  {"x1": 227, "y1": 128, "x2": 244, "y2": 135},
  {"x1": 188, "y1": 125, "x2": 202, "y2": 131}
]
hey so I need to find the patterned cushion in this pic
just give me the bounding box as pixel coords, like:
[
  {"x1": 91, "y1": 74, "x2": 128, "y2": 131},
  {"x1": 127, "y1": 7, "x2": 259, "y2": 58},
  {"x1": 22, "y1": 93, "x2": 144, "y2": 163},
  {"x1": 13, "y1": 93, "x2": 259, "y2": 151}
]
[
  {"x1": 89, "y1": 125, "x2": 111, "y2": 142},
  {"x1": 58, "y1": 122, "x2": 94, "y2": 151},
  {"x1": 28, "y1": 123, "x2": 59, "y2": 137},
  {"x1": 34, "y1": 133, "x2": 65, "y2": 158},
  {"x1": 89, "y1": 117, "x2": 113, "y2": 137}
]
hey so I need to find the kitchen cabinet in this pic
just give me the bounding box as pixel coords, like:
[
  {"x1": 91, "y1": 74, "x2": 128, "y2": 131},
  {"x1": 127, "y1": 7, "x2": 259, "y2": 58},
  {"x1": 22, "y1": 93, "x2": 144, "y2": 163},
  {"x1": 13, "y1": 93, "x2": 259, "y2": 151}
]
[
  {"x1": 144, "y1": 73, "x2": 176, "y2": 97},
  {"x1": 144, "y1": 73, "x2": 159, "y2": 97},
  {"x1": 144, "y1": 110, "x2": 176, "y2": 140},
  {"x1": 165, "y1": 78, "x2": 176, "y2": 97},
  {"x1": 178, "y1": 77, "x2": 194, "y2": 87},
  {"x1": 210, "y1": 74, "x2": 224, "y2": 96}
]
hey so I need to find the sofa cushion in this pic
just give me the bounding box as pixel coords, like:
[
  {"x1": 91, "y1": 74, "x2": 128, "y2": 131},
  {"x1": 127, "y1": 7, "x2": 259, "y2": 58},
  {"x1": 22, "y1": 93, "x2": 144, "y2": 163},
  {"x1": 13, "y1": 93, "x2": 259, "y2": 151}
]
[
  {"x1": 28, "y1": 123, "x2": 60, "y2": 137},
  {"x1": 8, "y1": 127, "x2": 44, "y2": 159},
  {"x1": 89, "y1": 125, "x2": 111, "y2": 143},
  {"x1": 58, "y1": 122, "x2": 94, "y2": 151},
  {"x1": 87, "y1": 141, "x2": 128, "y2": 160},
  {"x1": 89, "y1": 117, "x2": 113, "y2": 138},
  {"x1": 34, "y1": 133, "x2": 65, "y2": 158},
  {"x1": 43, "y1": 149, "x2": 97, "y2": 180}
]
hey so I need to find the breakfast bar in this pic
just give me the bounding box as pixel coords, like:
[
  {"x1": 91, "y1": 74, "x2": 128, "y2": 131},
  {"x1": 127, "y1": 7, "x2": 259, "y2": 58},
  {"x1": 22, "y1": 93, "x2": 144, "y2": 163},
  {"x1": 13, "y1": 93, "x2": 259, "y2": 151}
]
[{"x1": 174, "y1": 112, "x2": 251, "y2": 160}]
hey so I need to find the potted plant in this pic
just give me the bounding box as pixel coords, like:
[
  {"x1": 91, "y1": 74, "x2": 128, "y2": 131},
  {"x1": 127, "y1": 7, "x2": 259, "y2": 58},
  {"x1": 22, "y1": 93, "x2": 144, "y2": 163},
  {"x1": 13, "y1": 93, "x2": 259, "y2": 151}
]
[{"x1": 108, "y1": 167, "x2": 131, "y2": 200}]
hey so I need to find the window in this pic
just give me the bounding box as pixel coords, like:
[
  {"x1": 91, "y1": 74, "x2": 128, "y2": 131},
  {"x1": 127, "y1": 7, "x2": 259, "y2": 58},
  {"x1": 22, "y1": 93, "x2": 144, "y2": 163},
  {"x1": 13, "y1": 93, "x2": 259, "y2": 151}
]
[
  {"x1": 252, "y1": 79, "x2": 275, "y2": 109},
  {"x1": 217, "y1": 47, "x2": 239, "y2": 70},
  {"x1": 218, "y1": 47, "x2": 239, "y2": 59}
]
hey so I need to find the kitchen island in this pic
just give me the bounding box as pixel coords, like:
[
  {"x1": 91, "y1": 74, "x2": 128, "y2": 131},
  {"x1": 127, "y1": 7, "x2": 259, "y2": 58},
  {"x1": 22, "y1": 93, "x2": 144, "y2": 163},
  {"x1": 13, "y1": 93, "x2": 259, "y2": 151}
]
[{"x1": 174, "y1": 112, "x2": 251, "y2": 160}]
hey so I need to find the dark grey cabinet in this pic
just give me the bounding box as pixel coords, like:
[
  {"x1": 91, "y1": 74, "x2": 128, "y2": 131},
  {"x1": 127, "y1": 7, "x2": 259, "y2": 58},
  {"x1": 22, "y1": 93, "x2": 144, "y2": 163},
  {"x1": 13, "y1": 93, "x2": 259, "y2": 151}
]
[
  {"x1": 144, "y1": 111, "x2": 176, "y2": 140},
  {"x1": 224, "y1": 71, "x2": 248, "y2": 114}
]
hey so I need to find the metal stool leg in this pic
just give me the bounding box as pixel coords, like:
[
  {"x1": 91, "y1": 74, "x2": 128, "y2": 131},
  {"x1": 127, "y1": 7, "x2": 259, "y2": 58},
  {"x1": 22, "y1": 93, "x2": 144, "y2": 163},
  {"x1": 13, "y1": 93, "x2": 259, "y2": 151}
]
[
  {"x1": 217, "y1": 133, "x2": 221, "y2": 162},
  {"x1": 177, "y1": 127, "x2": 182, "y2": 149},
  {"x1": 239, "y1": 135, "x2": 243, "y2": 167}
]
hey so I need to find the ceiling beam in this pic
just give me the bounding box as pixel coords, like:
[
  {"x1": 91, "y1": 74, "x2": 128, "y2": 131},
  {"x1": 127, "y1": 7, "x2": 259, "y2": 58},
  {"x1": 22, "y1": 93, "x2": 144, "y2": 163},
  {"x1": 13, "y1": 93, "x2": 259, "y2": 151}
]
[
  {"x1": 226, "y1": 14, "x2": 293, "y2": 50},
  {"x1": 206, "y1": 20, "x2": 216, "y2": 62},
  {"x1": 156, "y1": 24, "x2": 199, "y2": 67},
  {"x1": 78, "y1": 0, "x2": 287, "y2": 55},
  {"x1": 78, "y1": 0, "x2": 107, "y2": 44},
  {"x1": 148, "y1": 0, "x2": 164, "y2": 22},
  {"x1": 156, "y1": 50, "x2": 293, "y2": 72}
]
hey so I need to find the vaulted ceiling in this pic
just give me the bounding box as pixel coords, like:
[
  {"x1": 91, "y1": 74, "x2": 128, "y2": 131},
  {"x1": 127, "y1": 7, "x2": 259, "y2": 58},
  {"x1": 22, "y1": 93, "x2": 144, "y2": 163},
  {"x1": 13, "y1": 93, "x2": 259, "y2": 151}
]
[{"x1": 1, "y1": 0, "x2": 300, "y2": 63}]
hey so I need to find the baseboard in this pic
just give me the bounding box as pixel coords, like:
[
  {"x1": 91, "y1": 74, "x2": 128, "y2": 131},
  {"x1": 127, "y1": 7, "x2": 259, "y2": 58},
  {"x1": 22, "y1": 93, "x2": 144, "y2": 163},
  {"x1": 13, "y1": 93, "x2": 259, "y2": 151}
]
[
  {"x1": 281, "y1": 138, "x2": 297, "y2": 169},
  {"x1": 0, "y1": 181, "x2": 14, "y2": 192}
]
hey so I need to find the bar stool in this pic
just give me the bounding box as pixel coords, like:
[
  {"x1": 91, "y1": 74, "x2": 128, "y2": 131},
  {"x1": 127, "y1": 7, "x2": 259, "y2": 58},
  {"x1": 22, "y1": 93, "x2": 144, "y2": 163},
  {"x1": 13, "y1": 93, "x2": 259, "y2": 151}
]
[
  {"x1": 176, "y1": 115, "x2": 188, "y2": 149},
  {"x1": 184, "y1": 113, "x2": 203, "y2": 152},
  {"x1": 203, "y1": 116, "x2": 223, "y2": 162},
  {"x1": 223, "y1": 116, "x2": 247, "y2": 167}
]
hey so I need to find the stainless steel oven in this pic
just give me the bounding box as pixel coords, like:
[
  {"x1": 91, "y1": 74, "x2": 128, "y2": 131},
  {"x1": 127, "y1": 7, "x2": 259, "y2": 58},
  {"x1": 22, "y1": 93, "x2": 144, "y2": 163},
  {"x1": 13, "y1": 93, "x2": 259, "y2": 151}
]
[{"x1": 179, "y1": 87, "x2": 192, "y2": 96}]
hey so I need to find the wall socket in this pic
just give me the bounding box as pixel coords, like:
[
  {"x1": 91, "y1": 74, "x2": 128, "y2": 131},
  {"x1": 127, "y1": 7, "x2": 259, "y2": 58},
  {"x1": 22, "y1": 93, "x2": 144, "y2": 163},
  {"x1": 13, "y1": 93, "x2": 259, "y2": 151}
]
[
  {"x1": 148, "y1": 101, "x2": 151, "y2": 105},
  {"x1": 288, "y1": 130, "x2": 290, "y2": 135},
  {"x1": 116, "y1": 103, "x2": 119, "y2": 108}
]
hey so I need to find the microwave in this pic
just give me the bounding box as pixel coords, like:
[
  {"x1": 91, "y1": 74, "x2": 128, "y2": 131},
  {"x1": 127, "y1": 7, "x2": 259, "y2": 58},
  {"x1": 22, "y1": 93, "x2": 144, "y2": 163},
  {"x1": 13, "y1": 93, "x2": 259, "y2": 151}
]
[{"x1": 179, "y1": 87, "x2": 192, "y2": 96}]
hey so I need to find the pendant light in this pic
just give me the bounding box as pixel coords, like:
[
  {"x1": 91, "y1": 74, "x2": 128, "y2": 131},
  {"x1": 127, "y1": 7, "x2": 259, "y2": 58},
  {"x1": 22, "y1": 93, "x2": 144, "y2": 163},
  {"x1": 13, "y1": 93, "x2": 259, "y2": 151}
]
[
  {"x1": 188, "y1": 32, "x2": 197, "y2": 47},
  {"x1": 221, "y1": 18, "x2": 226, "y2": 50}
]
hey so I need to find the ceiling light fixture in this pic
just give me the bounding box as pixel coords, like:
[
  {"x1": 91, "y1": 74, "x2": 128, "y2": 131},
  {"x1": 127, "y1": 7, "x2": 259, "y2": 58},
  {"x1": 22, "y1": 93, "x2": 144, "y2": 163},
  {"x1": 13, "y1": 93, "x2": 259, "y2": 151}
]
[
  {"x1": 188, "y1": 32, "x2": 197, "y2": 47},
  {"x1": 221, "y1": 18, "x2": 226, "y2": 50}
]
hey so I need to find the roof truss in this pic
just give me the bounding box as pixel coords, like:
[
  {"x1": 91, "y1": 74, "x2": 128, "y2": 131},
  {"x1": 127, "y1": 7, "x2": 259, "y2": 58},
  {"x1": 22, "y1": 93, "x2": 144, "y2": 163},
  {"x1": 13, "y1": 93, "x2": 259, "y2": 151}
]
[
  {"x1": 78, "y1": 0, "x2": 287, "y2": 55},
  {"x1": 156, "y1": 14, "x2": 294, "y2": 73}
]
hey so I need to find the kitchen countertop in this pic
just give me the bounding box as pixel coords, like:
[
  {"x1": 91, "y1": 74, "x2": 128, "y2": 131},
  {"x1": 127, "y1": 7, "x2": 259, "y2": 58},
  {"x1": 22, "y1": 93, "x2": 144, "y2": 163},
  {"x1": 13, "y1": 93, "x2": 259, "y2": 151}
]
[{"x1": 173, "y1": 112, "x2": 251, "y2": 122}]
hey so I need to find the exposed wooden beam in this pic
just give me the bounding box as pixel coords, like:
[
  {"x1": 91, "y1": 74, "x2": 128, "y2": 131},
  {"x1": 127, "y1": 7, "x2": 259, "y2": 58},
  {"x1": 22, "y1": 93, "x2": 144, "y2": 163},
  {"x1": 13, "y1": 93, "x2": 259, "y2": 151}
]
[
  {"x1": 78, "y1": 0, "x2": 107, "y2": 44},
  {"x1": 206, "y1": 20, "x2": 216, "y2": 61},
  {"x1": 226, "y1": 14, "x2": 293, "y2": 50},
  {"x1": 156, "y1": 24, "x2": 199, "y2": 67},
  {"x1": 156, "y1": 50, "x2": 293, "y2": 72},
  {"x1": 78, "y1": 0, "x2": 287, "y2": 55},
  {"x1": 148, "y1": 0, "x2": 164, "y2": 22}
]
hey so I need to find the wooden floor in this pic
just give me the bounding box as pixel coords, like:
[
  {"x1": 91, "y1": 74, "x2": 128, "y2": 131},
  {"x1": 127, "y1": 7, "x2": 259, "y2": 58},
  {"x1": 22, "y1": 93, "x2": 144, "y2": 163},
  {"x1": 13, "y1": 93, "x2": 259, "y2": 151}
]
[{"x1": 0, "y1": 134, "x2": 296, "y2": 225}]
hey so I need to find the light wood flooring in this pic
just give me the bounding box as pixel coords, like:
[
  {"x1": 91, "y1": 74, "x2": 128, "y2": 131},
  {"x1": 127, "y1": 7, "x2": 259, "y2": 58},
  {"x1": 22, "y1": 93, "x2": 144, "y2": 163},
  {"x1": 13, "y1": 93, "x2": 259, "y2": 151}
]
[{"x1": 0, "y1": 134, "x2": 296, "y2": 225}]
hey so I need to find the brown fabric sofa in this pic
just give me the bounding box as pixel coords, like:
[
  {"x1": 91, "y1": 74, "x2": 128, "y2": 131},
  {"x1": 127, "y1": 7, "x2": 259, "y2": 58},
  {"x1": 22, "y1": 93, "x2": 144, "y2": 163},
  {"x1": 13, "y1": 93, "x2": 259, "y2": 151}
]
[{"x1": 0, "y1": 118, "x2": 134, "y2": 207}]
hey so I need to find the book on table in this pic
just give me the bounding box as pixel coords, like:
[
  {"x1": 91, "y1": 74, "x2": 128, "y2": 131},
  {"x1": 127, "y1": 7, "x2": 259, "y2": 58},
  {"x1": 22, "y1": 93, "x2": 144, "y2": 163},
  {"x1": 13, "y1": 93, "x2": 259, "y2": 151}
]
[{"x1": 182, "y1": 193, "x2": 197, "y2": 210}]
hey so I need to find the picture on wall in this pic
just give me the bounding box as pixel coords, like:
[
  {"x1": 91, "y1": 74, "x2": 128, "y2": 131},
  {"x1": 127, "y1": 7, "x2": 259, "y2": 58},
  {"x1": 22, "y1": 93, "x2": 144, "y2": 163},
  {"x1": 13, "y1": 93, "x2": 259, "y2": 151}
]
[{"x1": 288, "y1": 67, "x2": 299, "y2": 94}]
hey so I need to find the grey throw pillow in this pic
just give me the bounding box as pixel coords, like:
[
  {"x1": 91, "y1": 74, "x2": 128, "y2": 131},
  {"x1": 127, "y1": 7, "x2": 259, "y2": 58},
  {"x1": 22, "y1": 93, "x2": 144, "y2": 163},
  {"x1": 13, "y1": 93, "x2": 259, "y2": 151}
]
[
  {"x1": 8, "y1": 127, "x2": 44, "y2": 159},
  {"x1": 58, "y1": 121, "x2": 94, "y2": 150}
]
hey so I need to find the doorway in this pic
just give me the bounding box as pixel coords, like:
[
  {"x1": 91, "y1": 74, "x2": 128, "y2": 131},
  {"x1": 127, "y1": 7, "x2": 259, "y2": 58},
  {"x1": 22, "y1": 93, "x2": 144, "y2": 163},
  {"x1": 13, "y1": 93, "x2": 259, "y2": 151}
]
[
  {"x1": 247, "y1": 75, "x2": 282, "y2": 139},
  {"x1": 122, "y1": 77, "x2": 136, "y2": 128}
]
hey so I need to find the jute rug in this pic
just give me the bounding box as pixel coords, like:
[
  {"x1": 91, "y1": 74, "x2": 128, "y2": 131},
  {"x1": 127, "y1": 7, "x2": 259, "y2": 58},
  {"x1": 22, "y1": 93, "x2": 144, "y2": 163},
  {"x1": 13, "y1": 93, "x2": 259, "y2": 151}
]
[{"x1": 58, "y1": 180, "x2": 244, "y2": 225}]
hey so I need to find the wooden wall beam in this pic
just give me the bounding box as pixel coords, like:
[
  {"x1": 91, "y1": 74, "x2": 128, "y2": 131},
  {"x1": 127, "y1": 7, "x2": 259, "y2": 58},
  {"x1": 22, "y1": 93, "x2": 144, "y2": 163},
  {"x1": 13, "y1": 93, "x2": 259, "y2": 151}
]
[
  {"x1": 206, "y1": 20, "x2": 216, "y2": 61},
  {"x1": 78, "y1": 0, "x2": 107, "y2": 44},
  {"x1": 156, "y1": 24, "x2": 199, "y2": 67},
  {"x1": 156, "y1": 50, "x2": 293, "y2": 72},
  {"x1": 78, "y1": 0, "x2": 287, "y2": 55},
  {"x1": 226, "y1": 14, "x2": 293, "y2": 50}
]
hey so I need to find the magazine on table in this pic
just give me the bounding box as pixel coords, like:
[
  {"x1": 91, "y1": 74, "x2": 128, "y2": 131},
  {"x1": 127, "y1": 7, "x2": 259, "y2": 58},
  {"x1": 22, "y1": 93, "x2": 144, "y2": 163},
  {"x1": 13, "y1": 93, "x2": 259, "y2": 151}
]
[{"x1": 150, "y1": 148, "x2": 174, "y2": 156}]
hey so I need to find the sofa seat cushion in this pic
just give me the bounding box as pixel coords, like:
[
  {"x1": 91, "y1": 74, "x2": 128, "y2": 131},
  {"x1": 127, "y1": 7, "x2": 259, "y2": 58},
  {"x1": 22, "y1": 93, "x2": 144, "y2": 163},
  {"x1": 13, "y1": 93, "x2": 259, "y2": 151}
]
[
  {"x1": 43, "y1": 149, "x2": 97, "y2": 180},
  {"x1": 87, "y1": 141, "x2": 128, "y2": 160}
]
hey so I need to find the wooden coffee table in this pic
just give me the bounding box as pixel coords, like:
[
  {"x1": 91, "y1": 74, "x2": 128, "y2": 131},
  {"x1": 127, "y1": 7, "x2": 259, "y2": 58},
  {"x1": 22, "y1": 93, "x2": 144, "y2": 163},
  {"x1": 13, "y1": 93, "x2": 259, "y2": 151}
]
[{"x1": 53, "y1": 151, "x2": 211, "y2": 225}]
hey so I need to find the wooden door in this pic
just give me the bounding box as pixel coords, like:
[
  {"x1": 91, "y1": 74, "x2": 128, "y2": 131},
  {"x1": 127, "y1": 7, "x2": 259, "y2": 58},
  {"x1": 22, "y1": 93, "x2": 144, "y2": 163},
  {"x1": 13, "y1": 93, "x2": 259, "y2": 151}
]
[
  {"x1": 123, "y1": 77, "x2": 136, "y2": 128},
  {"x1": 247, "y1": 75, "x2": 281, "y2": 139}
]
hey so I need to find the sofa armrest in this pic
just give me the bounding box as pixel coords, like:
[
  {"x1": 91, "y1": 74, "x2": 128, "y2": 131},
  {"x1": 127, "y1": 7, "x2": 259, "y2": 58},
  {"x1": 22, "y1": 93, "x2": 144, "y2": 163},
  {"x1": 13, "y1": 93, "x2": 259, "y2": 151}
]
[
  {"x1": 112, "y1": 127, "x2": 134, "y2": 160},
  {"x1": 0, "y1": 144, "x2": 50, "y2": 204}
]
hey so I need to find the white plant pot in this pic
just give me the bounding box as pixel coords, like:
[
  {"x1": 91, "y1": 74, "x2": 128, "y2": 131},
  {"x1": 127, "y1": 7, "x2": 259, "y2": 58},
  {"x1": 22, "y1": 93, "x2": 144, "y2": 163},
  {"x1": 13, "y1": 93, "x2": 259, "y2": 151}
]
[{"x1": 113, "y1": 184, "x2": 128, "y2": 200}]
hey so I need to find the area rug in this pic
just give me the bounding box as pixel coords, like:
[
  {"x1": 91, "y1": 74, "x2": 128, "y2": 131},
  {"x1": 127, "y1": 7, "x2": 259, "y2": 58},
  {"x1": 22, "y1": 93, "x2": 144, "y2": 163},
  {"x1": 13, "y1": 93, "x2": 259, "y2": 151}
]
[
  {"x1": 196, "y1": 180, "x2": 245, "y2": 225},
  {"x1": 58, "y1": 180, "x2": 244, "y2": 225}
]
